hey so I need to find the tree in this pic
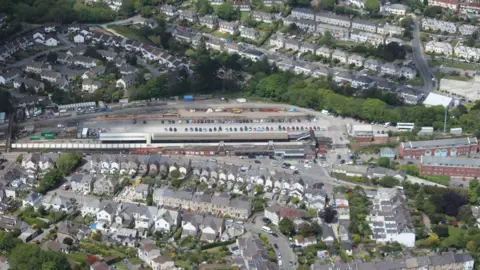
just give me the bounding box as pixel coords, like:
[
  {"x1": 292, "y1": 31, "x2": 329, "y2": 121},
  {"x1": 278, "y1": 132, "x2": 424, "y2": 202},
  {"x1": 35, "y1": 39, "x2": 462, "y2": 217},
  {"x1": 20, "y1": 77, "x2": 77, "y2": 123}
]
[
  {"x1": 352, "y1": 234, "x2": 361, "y2": 244},
  {"x1": 170, "y1": 169, "x2": 180, "y2": 178},
  {"x1": 36, "y1": 169, "x2": 63, "y2": 194},
  {"x1": 19, "y1": 83, "x2": 27, "y2": 93},
  {"x1": 146, "y1": 194, "x2": 153, "y2": 206},
  {"x1": 424, "y1": 233, "x2": 440, "y2": 247},
  {"x1": 83, "y1": 47, "x2": 102, "y2": 60},
  {"x1": 311, "y1": 222, "x2": 323, "y2": 237},
  {"x1": 320, "y1": 0, "x2": 335, "y2": 10},
  {"x1": 0, "y1": 89, "x2": 12, "y2": 113},
  {"x1": 365, "y1": 0, "x2": 379, "y2": 13},
  {"x1": 90, "y1": 230, "x2": 102, "y2": 241},
  {"x1": 321, "y1": 206, "x2": 337, "y2": 223},
  {"x1": 215, "y1": 2, "x2": 240, "y2": 21},
  {"x1": 279, "y1": 218, "x2": 294, "y2": 236},
  {"x1": 320, "y1": 31, "x2": 333, "y2": 46},
  {"x1": 254, "y1": 184, "x2": 264, "y2": 194},
  {"x1": 466, "y1": 240, "x2": 478, "y2": 252},
  {"x1": 423, "y1": 6, "x2": 442, "y2": 18},
  {"x1": 291, "y1": 196, "x2": 300, "y2": 205},
  {"x1": 469, "y1": 178, "x2": 479, "y2": 204},
  {"x1": 46, "y1": 52, "x2": 58, "y2": 64},
  {"x1": 16, "y1": 154, "x2": 23, "y2": 164},
  {"x1": 62, "y1": 237, "x2": 73, "y2": 246},
  {"x1": 297, "y1": 223, "x2": 314, "y2": 237},
  {"x1": 9, "y1": 244, "x2": 69, "y2": 270},
  {"x1": 196, "y1": 0, "x2": 213, "y2": 16},
  {"x1": 125, "y1": 53, "x2": 138, "y2": 66},
  {"x1": 0, "y1": 232, "x2": 22, "y2": 253},
  {"x1": 378, "y1": 176, "x2": 400, "y2": 188},
  {"x1": 377, "y1": 157, "x2": 393, "y2": 169},
  {"x1": 55, "y1": 152, "x2": 83, "y2": 176}
]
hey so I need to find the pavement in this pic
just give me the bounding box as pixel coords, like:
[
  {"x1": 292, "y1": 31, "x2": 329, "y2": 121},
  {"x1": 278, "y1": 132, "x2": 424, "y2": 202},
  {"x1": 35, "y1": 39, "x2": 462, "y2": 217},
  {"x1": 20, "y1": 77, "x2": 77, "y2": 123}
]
[{"x1": 412, "y1": 17, "x2": 436, "y2": 92}]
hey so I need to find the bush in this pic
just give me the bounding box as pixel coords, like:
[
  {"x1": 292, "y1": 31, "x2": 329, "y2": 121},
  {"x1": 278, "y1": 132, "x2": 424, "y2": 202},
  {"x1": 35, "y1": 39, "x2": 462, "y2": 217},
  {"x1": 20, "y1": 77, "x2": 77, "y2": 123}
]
[
  {"x1": 434, "y1": 225, "x2": 449, "y2": 238},
  {"x1": 170, "y1": 169, "x2": 180, "y2": 178}
]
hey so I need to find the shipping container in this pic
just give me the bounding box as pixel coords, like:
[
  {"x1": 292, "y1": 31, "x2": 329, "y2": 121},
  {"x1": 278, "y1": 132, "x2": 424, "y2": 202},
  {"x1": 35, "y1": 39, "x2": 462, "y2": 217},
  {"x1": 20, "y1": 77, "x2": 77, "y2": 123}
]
[
  {"x1": 184, "y1": 95, "x2": 194, "y2": 102},
  {"x1": 44, "y1": 134, "x2": 55, "y2": 140},
  {"x1": 30, "y1": 136, "x2": 41, "y2": 140},
  {"x1": 40, "y1": 131, "x2": 52, "y2": 136}
]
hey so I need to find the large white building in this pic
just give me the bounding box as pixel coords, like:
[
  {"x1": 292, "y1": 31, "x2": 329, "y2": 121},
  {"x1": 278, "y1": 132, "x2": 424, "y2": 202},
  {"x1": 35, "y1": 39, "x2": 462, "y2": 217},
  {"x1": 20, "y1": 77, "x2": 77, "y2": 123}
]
[{"x1": 366, "y1": 188, "x2": 416, "y2": 247}]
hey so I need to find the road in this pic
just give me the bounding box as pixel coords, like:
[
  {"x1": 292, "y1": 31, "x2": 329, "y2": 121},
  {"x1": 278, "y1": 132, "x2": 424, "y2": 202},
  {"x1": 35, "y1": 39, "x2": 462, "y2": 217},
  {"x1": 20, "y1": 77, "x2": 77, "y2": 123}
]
[
  {"x1": 5, "y1": 44, "x2": 74, "y2": 68},
  {"x1": 412, "y1": 17, "x2": 436, "y2": 92},
  {"x1": 99, "y1": 15, "x2": 147, "y2": 28},
  {"x1": 245, "y1": 215, "x2": 295, "y2": 270}
]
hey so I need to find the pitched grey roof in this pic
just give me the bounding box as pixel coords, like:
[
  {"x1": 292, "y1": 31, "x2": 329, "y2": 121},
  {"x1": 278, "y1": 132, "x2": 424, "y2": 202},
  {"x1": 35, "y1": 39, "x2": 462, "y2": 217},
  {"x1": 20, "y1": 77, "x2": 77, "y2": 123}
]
[{"x1": 403, "y1": 137, "x2": 477, "y2": 150}]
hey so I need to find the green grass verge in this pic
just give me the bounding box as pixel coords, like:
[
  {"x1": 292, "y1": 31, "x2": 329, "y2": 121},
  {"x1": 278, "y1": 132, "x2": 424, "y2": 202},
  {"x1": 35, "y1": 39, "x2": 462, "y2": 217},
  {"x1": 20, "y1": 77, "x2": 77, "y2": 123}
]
[
  {"x1": 428, "y1": 60, "x2": 480, "y2": 71},
  {"x1": 443, "y1": 75, "x2": 470, "y2": 81},
  {"x1": 109, "y1": 26, "x2": 153, "y2": 45},
  {"x1": 175, "y1": 260, "x2": 192, "y2": 269},
  {"x1": 404, "y1": 77, "x2": 425, "y2": 86},
  {"x1": 419, "y1": 174, "x2": 450, "y2": 186},
  {"x1": 441, "y1": 226, "x2": 464, "y2": 247}
]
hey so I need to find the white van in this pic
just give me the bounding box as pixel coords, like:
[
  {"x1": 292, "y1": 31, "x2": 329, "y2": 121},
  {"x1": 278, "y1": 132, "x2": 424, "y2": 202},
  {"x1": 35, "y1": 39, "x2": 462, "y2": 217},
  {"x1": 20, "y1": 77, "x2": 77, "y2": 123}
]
[{"x1": 262, "y1": 226, "x2": 273, "y2": 234}]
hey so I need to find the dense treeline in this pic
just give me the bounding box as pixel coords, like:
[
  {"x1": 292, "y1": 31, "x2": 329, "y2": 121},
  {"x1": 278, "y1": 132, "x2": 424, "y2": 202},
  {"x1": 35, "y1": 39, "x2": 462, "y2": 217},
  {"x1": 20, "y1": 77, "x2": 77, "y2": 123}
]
[{"x1": 0, "y1": 0, "x2": 116, "y2": 24}]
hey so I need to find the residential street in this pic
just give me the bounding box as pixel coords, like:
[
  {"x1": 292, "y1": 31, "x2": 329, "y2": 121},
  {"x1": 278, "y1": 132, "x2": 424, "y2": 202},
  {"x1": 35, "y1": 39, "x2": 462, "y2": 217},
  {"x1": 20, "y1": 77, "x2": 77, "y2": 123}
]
[
  {"x1": 245, "y1": 214, "x2": 296, "y2": 270},
  {"x1": 5, "y1": 34, "x2": 75, "y2": 69},
  {"x1": 412, "y1": 17, "x2": 436, "y2": 92}
]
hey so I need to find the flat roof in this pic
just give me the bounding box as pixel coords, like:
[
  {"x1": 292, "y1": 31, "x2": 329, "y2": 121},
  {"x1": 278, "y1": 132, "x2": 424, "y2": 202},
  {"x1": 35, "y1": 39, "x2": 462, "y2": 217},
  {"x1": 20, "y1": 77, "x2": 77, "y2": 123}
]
[
  {"x1": 99, "y1": 133, "x2": 147, "y2": 141},
  {"x1": 152, "y1": 132, "x2": 289, "y2": 141},
  {"x1": 421, "y1": 156, "x2": 480, "y2": 168},
  {"x1": 423, "y1": 92, "x2": 453, "y2": 108},
  {"x1": 352, "y1": 125, "x2": 373, "y2": 132},
  {"x1": 402, "y1": 137, "x2": 477, "y2": 150}
]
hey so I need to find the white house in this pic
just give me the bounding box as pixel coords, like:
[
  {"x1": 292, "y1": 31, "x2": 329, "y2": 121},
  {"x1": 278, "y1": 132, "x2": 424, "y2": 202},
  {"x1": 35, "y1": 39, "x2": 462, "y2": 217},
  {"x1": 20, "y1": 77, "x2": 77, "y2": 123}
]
[
  {"x1": 155, "y1": 209, "x2": 180, "y2": 232},
  {"x1": 82, "y1": 79, "x2": 102, "y2": 93},
  {"x1": 23, "y1": 192, "x2": 43, "y2": 209},
  {"x1": 44, "y1": 36, "x2": 59, "y2": 47},
  {"x1": 116, "y1": 74, "x2": 136, "y2": 89},
  {"x1": 73, "y1": 34, "x2": 85, "y2": 44}
]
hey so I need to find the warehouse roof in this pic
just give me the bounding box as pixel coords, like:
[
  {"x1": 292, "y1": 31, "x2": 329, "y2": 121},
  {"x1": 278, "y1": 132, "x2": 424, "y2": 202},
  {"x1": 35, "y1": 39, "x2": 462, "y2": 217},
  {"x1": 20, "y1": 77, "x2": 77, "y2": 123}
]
[{"x1": 402, "y1": 137, "x2": 478, "y2": 150}]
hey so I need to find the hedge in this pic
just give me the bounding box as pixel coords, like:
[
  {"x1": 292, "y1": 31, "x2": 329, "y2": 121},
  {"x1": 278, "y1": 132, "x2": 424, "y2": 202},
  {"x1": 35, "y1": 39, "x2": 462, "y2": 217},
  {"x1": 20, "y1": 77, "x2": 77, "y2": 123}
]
[{"x1": 200, "y1": 239, "x2": 236, "y2": 250}]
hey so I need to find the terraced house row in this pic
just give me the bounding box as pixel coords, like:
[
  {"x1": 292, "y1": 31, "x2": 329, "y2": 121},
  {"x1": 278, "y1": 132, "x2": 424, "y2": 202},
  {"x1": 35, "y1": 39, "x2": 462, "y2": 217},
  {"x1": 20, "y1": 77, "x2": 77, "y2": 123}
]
[{"x1": 153, "y1": 187, "x2": 251, "y2": 220}]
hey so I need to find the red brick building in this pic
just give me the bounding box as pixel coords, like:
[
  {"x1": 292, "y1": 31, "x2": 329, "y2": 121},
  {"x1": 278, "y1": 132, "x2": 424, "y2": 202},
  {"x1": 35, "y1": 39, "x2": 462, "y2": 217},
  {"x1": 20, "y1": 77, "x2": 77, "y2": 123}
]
[
  {"x1": 398, "y1": 137, "x2": 478, "y2": 160},
  {"x1": 420, "y1": 156, "x2": 480, "y2": 178}
]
